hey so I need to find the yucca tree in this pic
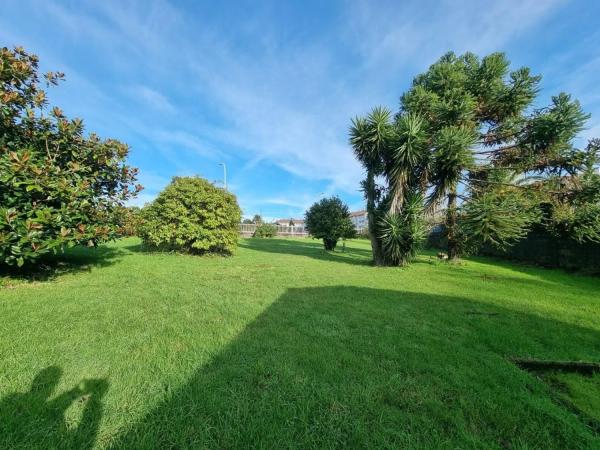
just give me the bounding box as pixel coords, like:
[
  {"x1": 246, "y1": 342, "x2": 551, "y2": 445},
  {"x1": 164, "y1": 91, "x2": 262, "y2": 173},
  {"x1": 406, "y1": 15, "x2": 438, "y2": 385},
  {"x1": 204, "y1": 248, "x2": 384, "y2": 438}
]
[
  {"x1": 387, "y1": 113, "x2": 429, "y2": 213},
  {"x1": 378, "y1": 191, "x2": 427, "y2": 266},
  {"x1": 350, "y1": 107, "x2": 431, "y2": 265},
  {"x1": 349, "y1": 107, "x2": 391, "y2": 265}
]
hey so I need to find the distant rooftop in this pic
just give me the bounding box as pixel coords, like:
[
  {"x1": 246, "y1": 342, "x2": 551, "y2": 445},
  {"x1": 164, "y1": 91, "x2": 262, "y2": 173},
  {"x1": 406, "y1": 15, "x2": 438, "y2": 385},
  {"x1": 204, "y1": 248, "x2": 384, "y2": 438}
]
[{"x1": 275, "y1": 218, "x2": 305, "y2": 224}]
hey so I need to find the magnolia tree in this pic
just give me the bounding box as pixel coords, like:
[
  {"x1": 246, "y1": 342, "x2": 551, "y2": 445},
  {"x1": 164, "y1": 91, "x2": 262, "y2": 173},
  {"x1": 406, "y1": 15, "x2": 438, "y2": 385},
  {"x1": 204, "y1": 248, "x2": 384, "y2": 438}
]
[
  {"x1": 0, "y1": 46, "x2": 141, "y2": 267},
  {"x1": 351, "y1": 51, "x2": 599, "y2": 264}
]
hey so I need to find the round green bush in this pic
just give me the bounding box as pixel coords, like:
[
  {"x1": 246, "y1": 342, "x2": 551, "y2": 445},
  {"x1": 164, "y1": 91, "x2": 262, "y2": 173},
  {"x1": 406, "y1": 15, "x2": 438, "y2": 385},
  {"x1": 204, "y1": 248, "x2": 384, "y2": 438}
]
[
  {"x1": 138, "y1": 177, "x2": 241, "y2": 254},
  {"x1": 252, "y1": 223, "x2": 277, "y2": 238}
]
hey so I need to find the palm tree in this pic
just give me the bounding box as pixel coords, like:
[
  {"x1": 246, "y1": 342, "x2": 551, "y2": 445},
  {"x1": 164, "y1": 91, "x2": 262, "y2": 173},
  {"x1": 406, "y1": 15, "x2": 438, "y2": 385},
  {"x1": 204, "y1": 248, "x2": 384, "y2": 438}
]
[
  {"x1": 349, "y1": 107, "x2": 391, "y2": 265},
  {"x1": 387, "y1": 112, "x2": 429, "y2": 213}
]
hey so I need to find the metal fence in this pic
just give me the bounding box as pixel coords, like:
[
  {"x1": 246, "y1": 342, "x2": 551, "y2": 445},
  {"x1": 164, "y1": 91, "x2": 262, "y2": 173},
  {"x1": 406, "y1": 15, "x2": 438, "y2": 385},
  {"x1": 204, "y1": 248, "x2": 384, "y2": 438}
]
[{"x1": 239, "y1": 224, "x2": 308, "y2": 237}]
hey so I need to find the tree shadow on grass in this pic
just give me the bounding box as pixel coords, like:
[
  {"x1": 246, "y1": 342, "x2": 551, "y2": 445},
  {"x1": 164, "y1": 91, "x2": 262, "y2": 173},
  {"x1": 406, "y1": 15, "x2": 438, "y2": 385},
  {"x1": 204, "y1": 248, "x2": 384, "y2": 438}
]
[
  {"x1": 469, "y1": 252, "x2": 600, "y2": 285},
  {"x1": 0, "y1": 366, "x2": 108, "y2": 449},
  {"x1": 412, "y1": 250, "x2": 600, "y2": 301},
  {"x1": 239, "y1": 238, "x2": 374, "y2": 266},
  {"x1": 119, "y1": 241, "x2": 145, "y2": 253},
  {"x1": 111, "y1": 286, "x2": 600, "y2": 448},
  {"x1": 0, "y1": 245, "x2": 124, "y2": 285}
]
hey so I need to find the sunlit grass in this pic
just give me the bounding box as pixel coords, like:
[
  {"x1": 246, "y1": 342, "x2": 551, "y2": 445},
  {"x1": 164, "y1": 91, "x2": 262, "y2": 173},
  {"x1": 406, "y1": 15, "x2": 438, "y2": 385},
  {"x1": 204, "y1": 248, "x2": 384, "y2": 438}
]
[{"x1": 1, "y1": 237, "x2": 599, "y2": 448}]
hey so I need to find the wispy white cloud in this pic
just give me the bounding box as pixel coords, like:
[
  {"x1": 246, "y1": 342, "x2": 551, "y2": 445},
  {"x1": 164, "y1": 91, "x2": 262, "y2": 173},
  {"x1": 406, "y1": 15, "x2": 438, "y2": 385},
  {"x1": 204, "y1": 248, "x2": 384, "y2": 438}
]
[
  {"x1": 0, "y1": 0, "x2": 580, "y2": 214},
  {"x1": 128, "y1": 85, "x2": 176, "y2": 113},
  {"x1": 175, "y1": 0, "x2": 565, "y2": 194},
  {"x1": 264, "y1": 197, "x2": 314, "y2": 210}
]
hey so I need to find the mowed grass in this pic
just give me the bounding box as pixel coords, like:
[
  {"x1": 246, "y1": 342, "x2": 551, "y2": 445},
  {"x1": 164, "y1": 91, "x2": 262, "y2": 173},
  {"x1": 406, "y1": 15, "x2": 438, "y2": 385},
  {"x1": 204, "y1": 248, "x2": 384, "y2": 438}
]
[{"x1": 1, "y1": 237, "x2": 600, "y2": 449}]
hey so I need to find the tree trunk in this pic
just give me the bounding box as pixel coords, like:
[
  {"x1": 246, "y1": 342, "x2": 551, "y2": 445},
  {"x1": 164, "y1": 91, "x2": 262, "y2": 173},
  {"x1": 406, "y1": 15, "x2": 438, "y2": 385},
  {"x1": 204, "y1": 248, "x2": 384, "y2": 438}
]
[
  {"x1": 446, "y1": 191, "x2": 459, "y2": 260},
  {"x1": 365, "y1": 171, "x2": 385, "y2": 265},
  {"x1": 323, "y1": 238, "x2": 338, "y2": 251}
]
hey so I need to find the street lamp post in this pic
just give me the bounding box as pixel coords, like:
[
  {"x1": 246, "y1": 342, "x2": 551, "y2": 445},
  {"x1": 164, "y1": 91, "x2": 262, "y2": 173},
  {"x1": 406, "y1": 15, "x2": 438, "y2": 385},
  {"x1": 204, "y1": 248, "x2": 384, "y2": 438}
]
[{"x1": 219, "y1": 163, "x2": 227, "y2": 191}]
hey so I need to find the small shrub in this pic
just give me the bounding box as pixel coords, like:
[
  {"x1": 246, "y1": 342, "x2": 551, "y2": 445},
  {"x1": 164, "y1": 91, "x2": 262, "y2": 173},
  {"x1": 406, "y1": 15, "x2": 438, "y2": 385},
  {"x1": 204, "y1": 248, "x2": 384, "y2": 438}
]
[
  {"x1": 138, "y1": 177, "x2": 241, "y2": 254},
  {"x1": 305, "y1": 196, "x2": 355, "y2": 250},
  {"x1": 253, "y1": 223, "x2": 277, "y2": 238}
]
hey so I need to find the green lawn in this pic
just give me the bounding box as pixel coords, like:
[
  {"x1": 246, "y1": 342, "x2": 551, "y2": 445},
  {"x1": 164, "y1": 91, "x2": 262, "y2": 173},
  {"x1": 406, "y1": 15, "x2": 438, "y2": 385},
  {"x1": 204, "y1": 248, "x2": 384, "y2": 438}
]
[{"x1": 1, "y1": 237, "x2": 599, "y2": 449}]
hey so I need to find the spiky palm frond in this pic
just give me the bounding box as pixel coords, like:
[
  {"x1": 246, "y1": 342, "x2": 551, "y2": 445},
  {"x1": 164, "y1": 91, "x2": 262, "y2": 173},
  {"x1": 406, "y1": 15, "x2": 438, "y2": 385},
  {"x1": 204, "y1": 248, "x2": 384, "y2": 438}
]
[
  {"x1": 378, "y1": 191, "x2": 426, "y2": 266},
  {"x1": 387, "y1": 113, "x2": 428, "y2": 212},
  {"x1": 349, "y1": 116, "x2": 372, "y2": 165},
  {"x1": 349, "y1": 107, "x2": 393, "y2": 175}
]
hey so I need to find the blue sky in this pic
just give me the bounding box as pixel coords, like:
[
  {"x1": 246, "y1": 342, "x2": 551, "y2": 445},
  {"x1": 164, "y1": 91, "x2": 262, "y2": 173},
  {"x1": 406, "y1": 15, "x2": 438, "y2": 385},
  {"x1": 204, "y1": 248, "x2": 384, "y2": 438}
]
[{"x1": 2, "y1": 1, "x2": 599, "y2": 220}]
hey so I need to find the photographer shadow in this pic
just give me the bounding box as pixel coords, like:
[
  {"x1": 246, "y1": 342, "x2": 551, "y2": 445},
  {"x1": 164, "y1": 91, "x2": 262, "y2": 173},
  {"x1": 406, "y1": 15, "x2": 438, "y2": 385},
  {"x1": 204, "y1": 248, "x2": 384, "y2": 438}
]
[{"x1": 0, "y1": 366, "x2": 108, "y2": 449}]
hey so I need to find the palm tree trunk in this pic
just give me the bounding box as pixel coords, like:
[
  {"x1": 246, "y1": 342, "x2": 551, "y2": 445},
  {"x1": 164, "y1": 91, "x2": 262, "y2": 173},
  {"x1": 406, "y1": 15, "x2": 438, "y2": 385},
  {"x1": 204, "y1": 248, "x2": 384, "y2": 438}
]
[
  {"x1": 365, "y1": 172, "x2": 385, "y2": 265},
  {"x1": 446, "y1": 191, "x2": 459, "y2": 260}
]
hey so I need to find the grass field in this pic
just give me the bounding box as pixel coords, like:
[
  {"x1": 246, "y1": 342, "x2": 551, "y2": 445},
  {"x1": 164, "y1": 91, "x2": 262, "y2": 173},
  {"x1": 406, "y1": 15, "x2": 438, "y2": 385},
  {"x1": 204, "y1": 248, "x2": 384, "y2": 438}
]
[{"x1": 1, "y1": 237, "x2": 599, "y2": 449}]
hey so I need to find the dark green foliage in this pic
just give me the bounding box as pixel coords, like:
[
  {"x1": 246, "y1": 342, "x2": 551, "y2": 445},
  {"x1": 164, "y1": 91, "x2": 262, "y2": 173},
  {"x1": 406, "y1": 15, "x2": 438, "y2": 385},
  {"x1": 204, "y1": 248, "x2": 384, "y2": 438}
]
[
  {"x1": 542, "y1": 140, "x2": 600, "y2": 242},
  {"x1": 461, "y1": 190, "x2": 541, "y2": 249},
  {"x1": 138, "y1": 177, "x2": 241, "y2": 255},
  {"x1": 305, "y1": 197, "x2": 355, "y2": 250},
  {"x1": 252, "y1": 214, "x2": 263, "y2": 224},
  {"x1": 480, "y1": 229, "x2": 600, "y2": 274},
  {"x1": 0, "y1": 46, "x2": 140, "y2": 267},
  {"x1": 253, "y1": 223, "x2": 277, "y2": 238},
  {"x1": 497, "y1": 94, "x2": 590, "y2": 175},
  {"x1": 403, "y1": 52, "x2": 542, "y2": 259}
]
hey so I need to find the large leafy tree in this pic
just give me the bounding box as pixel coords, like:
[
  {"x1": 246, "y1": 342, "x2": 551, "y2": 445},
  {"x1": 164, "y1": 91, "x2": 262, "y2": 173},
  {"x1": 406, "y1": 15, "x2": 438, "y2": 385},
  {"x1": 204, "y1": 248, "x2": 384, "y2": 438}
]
[
  {"x1": 400, "y1": 52, "x2": 542, "y2": 259},
  {"x1": 305, "y1": 196, "x2": 355, "y2": 251},
  {"x1": 0, "y1": 46, "x2": 141, "y2": 267},
  {"x1": 352, "y1": 51, "x2": 598, "y2": 262}
]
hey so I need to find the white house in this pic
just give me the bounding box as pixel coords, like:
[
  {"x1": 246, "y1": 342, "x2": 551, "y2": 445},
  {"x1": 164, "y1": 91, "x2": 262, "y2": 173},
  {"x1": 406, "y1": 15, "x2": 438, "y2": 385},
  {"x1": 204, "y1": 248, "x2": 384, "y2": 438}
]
[
  {"x1": 275, "y1": 218, "x2": 305, "y2": 228},
  {"x1": 350, "y1": 210, "x2": 368, "y2": 231}
]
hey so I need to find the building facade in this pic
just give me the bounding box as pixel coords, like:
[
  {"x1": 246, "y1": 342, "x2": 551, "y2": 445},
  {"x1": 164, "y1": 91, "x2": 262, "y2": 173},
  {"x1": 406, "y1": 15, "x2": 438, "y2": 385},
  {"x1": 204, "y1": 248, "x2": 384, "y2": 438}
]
[
  {"x1": 350, "y1": 210, "x2": 368, "y2": 231},
  {"x1": 275, "y1": 218, "x2": 305, "y2": 228}
]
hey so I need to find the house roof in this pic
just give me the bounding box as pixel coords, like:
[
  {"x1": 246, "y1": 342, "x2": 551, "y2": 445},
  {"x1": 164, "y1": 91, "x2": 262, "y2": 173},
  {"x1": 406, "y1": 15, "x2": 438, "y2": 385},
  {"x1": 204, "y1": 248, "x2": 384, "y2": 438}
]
[
  {"x1": 350, "y1": 210, "x2": 367, "y2": 217},
  {"x1": 275, "y1": 218, "x2": 305, "y2": 224}
]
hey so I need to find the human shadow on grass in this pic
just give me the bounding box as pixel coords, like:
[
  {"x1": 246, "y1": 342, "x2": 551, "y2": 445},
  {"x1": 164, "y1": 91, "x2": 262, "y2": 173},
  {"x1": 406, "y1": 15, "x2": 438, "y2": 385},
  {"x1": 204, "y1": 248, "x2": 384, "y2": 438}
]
[
  {"x1": 0, "y1": 366, "x2": 108, "y2": 449},
  {"x1": 0, "y1": 245, "x2": 124, "y2": 284},
  {"x1": 110, "y1": 286, "x2": 600, "y2": 449},
  {"x1": 239, "y1": 238, "x2": 374, "y2": 266}
]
